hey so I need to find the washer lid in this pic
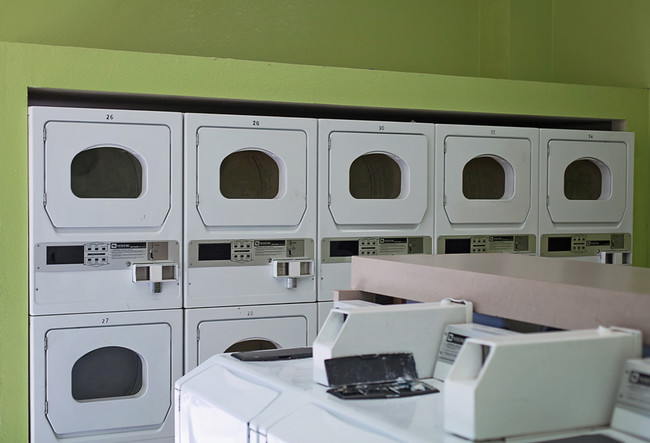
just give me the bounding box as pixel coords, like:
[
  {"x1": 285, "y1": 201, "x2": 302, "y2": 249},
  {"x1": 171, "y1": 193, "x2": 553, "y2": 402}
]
[
  {"x1": 196, "y1": 127, "x2": 309, "y2": 227},
  {"x1": 443, "y1": 136, "x2": 532, "y2": 224},
  {"x1": 178, "y1": 360, "x2": 280, "y2": 441},
  {"x1": 44, "y1": 323, "x2": 172, "y2": 437},
  {"x1": 328, "y1": 132, "x2": 429, "y2": 226},
  {"x1": 265, "y1": 403, "x2": 400, "y2": 442},
  {"x1": 43, "y1": 121, "x2": 172, "y2": 229},
  {"x1": 546, "y1": 140, "x2": 628, "y2": 223}
]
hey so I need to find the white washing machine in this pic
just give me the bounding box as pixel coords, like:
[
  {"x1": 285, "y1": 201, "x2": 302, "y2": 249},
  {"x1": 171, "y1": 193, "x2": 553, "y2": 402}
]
[
  {"x1": 28, "y1": 107, "x2": 183, "y2": 315},
  {"x1": 317, "y1": 301, "x2": 334, "y2": 332},
  {"x1": 30, "y1": 309, "x2": 182, "y2": 442},
  {"x1": 184, "y1": 114, "x2": 317, "y2": 308},
  {"x1": 176, "y1": 354, "x2": 459, "y2": 443},
  {"x1": 184, "y1": 303, "x2": 317, "y2": 372},
  {"x1": 317, "y1": 119, "x2": 434, "y2": 302},
  {"x1": 539, "y1": 129, "x2": 634, "y2": 263},
  {"x1": 434, "y1": 124, "x2": 538, "y2": 255}
]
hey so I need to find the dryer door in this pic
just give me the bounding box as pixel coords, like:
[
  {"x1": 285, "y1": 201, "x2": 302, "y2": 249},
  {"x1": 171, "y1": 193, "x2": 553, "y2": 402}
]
[
  {"x1": 328, "y1": 132, "x2": 428, "y2": 225},
  {"x1": 196, "y1": 316, "x2": 308, "y2": 366},
  {"x1": 44, "y1": 323, "x2": 172, "y2": 437},
  {"x1": 443, "y1": 136, "x2": 532, "y2": 224},
  {"x1": 196, "y1": 127, "x2": 308, "y2": 227},
  {"x1": 546, "y1": 140, "x2": 628, "y2": 223},
  {"x1": 43, "y1": 121, "x2": 172, "y2": 228}
]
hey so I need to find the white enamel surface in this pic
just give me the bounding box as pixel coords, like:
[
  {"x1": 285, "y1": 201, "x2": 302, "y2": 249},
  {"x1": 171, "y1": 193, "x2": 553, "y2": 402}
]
[
  {"x1": 183, "y1": 304, "x2": 317, "y2": 372},
  {"x1": 328, "y1": 131, "x2": 429, "y2": 226},
  {"x1": 30, "y1": 309, "x2": 182, "y2": 443},
  {"x1": 43, "y1": 121, "x2": 171, "y2": 228},
  {"x1": 196, "y1": 127, "x2": 308, "y2": 228}
]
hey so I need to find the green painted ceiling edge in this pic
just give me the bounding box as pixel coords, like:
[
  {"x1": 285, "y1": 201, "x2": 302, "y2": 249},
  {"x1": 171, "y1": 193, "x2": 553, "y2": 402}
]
[{"x1": 0, "y1": 42, "x2": 648, "y2": 440}]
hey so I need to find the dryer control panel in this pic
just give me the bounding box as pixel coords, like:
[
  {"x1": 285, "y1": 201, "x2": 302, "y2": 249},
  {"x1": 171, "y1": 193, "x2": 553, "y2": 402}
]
[
  {"x1": 541, "y1": 233, "x2": 631, "y2": 258},
  {"x1": 188, "y1": 239, "x2": 314, "y2": 268},
  {"x1": 321, "y1": 237, "x2": 432, "y2": 264},
  {"x1": 437, "y1": 235, "x2": 536, "y2": 255},
  {"x1": 35, "y1": 241, "x2": 179, "y2": 272}
]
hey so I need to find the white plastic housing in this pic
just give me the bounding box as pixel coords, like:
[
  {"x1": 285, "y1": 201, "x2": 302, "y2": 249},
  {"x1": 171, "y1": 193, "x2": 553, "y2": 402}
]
[
  {"x1": 30, "y1": 309, "x2": 182, "y2": 443},
  {"x1": 312, "y1": 300, "x2": 472, "y2": 385},
  {"x1": 184, "y1": 114, "x2": 317, "y2": 308},
  {"x1": 538, "y1": 129, "x2": 634, "y2": 258},
  {"x1": 444, "y1": 327, "x2": 642, "y2": 441},
  {"x1": 28, "y1": 107, "x2": 183, "y2": 315},
  {"x1": 432, "y1": 322, "x2": 519, "y2": 382},
  {"x1": 317, "y1": 119, "x2": 434, "y2": 302},
  {"x1": 435, "y1": 124, "x2": 538, "y2": 237},
  {"x1": 183, "y1": 303, "x2": 317, "y2": 372},
  {"x1": 610, "y1": 358, "x2": 650, "y2": 440}
]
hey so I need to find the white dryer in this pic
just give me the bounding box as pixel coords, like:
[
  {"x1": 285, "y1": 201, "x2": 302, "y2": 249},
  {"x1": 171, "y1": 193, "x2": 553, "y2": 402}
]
[
  {"x1": 539, "y1": 129, "x2": 634, "y2": 263},
  {"x1": 434, "y1": 124, "x2": 538, "y2": 255},
  {"x1": 184, "y1": 303, "x2": 317, "y2": 372},
  {"x1": 30, "y1": 308, "x2": 182, "y2": 442},
  {"x1": 28, "y1": 107, "x2": 183, "y2": 315},
  {"x1": 184, "y1": 114, "x2": 317, "y2": 308},
  {"x1": 317, "y1": 119, "x2": 434, "y2": 303}
]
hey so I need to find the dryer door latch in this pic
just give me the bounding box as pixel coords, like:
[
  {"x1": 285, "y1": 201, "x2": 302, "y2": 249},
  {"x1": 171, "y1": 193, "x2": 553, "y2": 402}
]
[
  {"x1": 132, "y1": 263, "x2": 178, "y2": 293},
  {"x1": 272, "y1": 259, "x2": 314, "y2": 289}
]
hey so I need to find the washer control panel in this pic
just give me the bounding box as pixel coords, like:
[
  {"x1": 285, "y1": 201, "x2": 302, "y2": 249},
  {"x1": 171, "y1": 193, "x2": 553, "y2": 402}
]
[
  {"x1": 322, "y1": 237, "x2": 432, "y2": 264},
  {"x1": 541, "y1": 233, "x2": 631, "y2": 257},
  {"x1": 438, "y1": 235, "x2": 536, "y2": 255},
  {"x1": 34, "y1": 241, "x2": 179, "y2": 272},
  {"x1": 188, "y1": 239, "x2": 314, "y2": 268}
]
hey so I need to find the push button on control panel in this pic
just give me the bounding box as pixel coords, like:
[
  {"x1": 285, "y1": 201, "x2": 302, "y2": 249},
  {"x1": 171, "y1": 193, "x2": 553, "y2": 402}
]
[
  {"x1": 84, "y1": 242, "x2": 109, "y2": 266},
  {"x1": 232, "y1": 241, "x2": 254, "y2": 262},
  {"x1": 571, "y1": 235, "x2": 587, "y2": 253}
]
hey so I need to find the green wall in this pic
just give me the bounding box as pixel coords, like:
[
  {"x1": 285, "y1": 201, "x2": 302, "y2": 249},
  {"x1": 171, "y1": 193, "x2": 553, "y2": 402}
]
[
  {"x1": 0, "y1": 41, "x2": 647, "y2": 441},
  {"x1": 1, "y1": 1, "x2": 649, "y2": 88},
  {"x1": 0, "y1": 0, "x2": 482, "y2": 79}
]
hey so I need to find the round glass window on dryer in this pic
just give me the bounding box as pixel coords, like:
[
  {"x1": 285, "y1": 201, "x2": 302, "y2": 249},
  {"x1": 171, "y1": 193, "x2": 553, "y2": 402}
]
[
  {"x1": 225, "y1": 338, "x2": 280, "y2": 353},
  {"x1": 462, "y1": 155, "x2": 515, "y2": 201},
  {"x1": 563, "y1": 158, "x2": 612, "y2": 201},
  {"x1": 219, "y1": 149, "x2": 282, "y2": 199},
  {"x1": 70, "y1": 146, "x2": 145, "y2": 199},
  {"x1": 349, "y1": 152, "x2": 408, "y2": 200},
  {"x1": 72, "y1": 346, "x2": 143, "y2": 401}
]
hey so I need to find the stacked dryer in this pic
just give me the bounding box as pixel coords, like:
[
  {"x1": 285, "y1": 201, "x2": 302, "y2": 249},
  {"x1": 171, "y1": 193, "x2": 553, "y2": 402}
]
[
  {"x1": 538, "y1": 129, "x2": 634, "y2": 263},
  {"x1": 28, "y1": 107, "x2": 183, "y2": 442},
  {"x1": 434, "y1": 124, "x2": 538, "y2": 256},
  {"x1": 183, "y1": 114, "x2": 318, "y2": 372},
  {"x1": 317, "y1": 119, "x2": 434, "y2": 327}
]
